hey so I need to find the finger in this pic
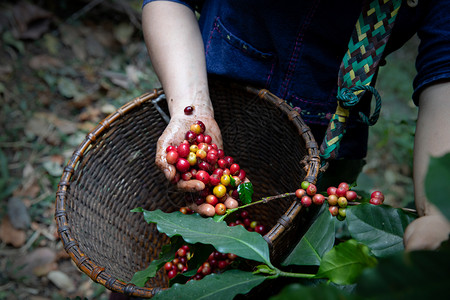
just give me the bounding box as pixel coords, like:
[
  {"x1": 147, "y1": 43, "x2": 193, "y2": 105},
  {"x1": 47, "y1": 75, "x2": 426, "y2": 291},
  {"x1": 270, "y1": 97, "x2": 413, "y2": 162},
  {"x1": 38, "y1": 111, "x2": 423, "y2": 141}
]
[
  {"x1": 177, "y1": 179, "x2": 206, "y2": 192},
  {"x1": 155, "y1": 150, "x2": 176, "y2": 181}
]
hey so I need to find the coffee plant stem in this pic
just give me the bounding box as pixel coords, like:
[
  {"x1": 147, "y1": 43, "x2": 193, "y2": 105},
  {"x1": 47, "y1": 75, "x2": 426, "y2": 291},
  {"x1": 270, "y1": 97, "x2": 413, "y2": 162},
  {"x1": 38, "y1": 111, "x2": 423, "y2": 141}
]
[
  {"x1": 216, "y1": 193, "x2": 297, "y2": 222},
  {"x1": 255, "y1": 265, "x2": 316, "y2": 280},
  {"x1": 275, "y1": 269, "x2": 316, "y2": 279},
  {"x1": 240, "y1": 192, "x2": 296, "y2": 209}
]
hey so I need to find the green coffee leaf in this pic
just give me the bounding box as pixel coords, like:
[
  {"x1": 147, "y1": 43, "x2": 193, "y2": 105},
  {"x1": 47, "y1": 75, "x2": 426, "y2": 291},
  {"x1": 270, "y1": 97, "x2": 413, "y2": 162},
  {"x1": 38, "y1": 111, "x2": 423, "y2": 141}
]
[
  {"x1": 132, "y1": 208, "x2": 272, "y2": 267},
  {"x1": 153, "y1": 270, "x2": 265, "y2": 300},
  {"x1": 237, "y1": 182, "x2": 253, "y2": 204},
  {"x1": 270, "y1": 283, "x2": 359, "y2": 300},
  {"x1": 425, "y1": 153, "x2": 450, "y2": 220},
  {"x1": 229, "y1": 176, "x2": 236, "y2": 187},
  {"x1": 282, "y1": 207, "x2": 335, "y2": 266},
  {"x1": 346, "y1": 204, "x2": 416, "y2": 257},
  {"x1": 356, "y1": 240, "x2": 450, "y2": 299},
  {"x1": 315, "y1": 239, "x2": 377, "y2": 285}
]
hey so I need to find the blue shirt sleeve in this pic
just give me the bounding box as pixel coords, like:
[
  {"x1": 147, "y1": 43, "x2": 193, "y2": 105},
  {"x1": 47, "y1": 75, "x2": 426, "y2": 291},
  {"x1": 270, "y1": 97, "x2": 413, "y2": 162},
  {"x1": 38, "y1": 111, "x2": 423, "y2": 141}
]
[
  {"x1": 142, "y1": 0, "x2": 197, "y2": 11},
  {"x1": 413, "y1": 0, "x2": 450, "y2": 104}
]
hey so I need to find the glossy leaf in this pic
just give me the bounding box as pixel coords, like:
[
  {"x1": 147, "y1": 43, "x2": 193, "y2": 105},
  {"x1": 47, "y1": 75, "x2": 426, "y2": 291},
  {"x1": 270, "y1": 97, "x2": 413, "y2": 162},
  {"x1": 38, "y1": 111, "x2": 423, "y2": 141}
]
[
  {"x1": 282, "y1": 207, "x2": 335, "y2": 266},
  {"x1": 132, "y1": 208, "x2": 272, "y2": 267},
  {"x1": 425, "y1": 153, "x2": 450, "y2": 220},
  {"x1": 270, "y1": 283, "x2": 360, "y2": 300},
  {"x1": 356, "y1": 240, "x2": 450, "y2": 299},
  {"x1": 346, "y1": 204, "x2": 416, "y2": 257},
  {"x1": 153, "y1": 270, "x2": 265, "y2": 300},
  {"x1": 315, "y1": 239, "x2": 377, "y2": 285},
  {"x1": 237, "y1": 182, "x2": 254, "y2": 204}
]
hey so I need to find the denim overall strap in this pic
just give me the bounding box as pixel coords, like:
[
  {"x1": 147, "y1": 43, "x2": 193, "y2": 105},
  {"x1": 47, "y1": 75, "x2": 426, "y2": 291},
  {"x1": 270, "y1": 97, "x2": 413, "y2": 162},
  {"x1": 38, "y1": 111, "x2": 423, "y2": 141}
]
[{"x1": 319, "y1": 0, "x2": 402, "y2": 163}]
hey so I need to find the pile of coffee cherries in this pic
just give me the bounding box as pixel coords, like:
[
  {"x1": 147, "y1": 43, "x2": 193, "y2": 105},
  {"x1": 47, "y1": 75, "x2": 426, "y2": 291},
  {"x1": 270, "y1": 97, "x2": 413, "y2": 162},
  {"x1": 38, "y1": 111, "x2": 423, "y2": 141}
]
[
  {"x1": 295, "y1": 181, "x2": 384, "y2": 221},
  {"x1": 165, "y1": 119, "x2": 247, "y2": 217},
  {"x1": 166, "y1": 209, "x2": 266, "y2": 281},
  {"x1": 164, "y1": 244, "x2": 238, "y2": 281}
]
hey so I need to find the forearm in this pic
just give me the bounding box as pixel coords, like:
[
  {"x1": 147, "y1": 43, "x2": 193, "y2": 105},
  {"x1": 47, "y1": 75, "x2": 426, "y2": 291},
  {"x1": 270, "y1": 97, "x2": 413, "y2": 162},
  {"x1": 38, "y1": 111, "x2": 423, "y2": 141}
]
[
  {"x1": 142, "y1": 1, "x2": 213, "y2": 118},
  {"x1": 413, "y1": 82, "x2": 450, "y2": 216}
]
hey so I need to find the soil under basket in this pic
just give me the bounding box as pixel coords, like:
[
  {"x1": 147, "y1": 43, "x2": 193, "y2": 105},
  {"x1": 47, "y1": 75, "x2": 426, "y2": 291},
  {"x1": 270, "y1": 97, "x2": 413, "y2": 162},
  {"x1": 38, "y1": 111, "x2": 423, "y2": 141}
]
[{"x1": 55, "y1": 78, "x2": 320, "y2": 298}]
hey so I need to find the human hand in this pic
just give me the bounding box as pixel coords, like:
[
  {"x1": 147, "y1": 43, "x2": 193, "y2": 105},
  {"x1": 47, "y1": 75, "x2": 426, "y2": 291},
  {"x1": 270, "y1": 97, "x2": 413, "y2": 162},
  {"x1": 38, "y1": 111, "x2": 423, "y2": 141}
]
[
  {"x1": 403, "y1": 213, "x2": 450, "y2": 251},
  {"x1": 155, "y1": 113, "x2": 223, "y2": 192},
  {"x1": 187, "y1": 177, "x2": 251, "y2": 216}
]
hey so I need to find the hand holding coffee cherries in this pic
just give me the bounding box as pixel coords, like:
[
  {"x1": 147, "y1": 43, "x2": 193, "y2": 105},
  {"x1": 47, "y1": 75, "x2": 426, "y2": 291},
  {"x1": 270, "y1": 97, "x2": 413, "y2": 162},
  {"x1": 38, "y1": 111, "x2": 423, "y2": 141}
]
[
  {"x1": 163, "y1": 108, "x2": 250, "y2": 217},
  {"x1": 156, "y1": 106, "x2": 223, "y2": 193}
]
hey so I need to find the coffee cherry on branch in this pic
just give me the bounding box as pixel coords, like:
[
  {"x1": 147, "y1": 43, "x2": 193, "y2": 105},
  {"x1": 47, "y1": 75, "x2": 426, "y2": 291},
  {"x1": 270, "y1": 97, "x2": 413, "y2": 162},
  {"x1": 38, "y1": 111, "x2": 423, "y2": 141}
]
[
  {"x1": 300, "y1": 181, "x2": 310, "y2": 190},
  {"x1": 327, "y1": 194, "x2": 338, "y2": 206},
  {"x1": 337, "y1": 197, "x2": 348, "y2": 208},
  {"x1": 295, "y1": 189, "x2": 306, "y2": 199},
  {"x1": 338, "y1": 207, "x2": 347, "y2": 218},
  {"x1": 306, "y1": 184, "x2": 317, "y2": 196},
  {"x1": 369, "y1": 197, "x2": 383, "y2": 205},
  {"x1": 312, "y1": 193, "x2": 325, "y2": 205},
  {"x1": 301, "y1": 195, "x2": 312, "y2": 207},
  {"x1": 345, "y1": 190, "x2": 358, "y2": 201},
  {"x1": 329, "y1": 205, "x2": 339, "y2": 216},
  {"x1": 338, "y1": 182, "x2": 350, "y2": 191},
  {"x1": 336, "y1": 186, "x2": 347, "y2": 197},
  {"x1": 327, "y1": 186, "x2": 337, "y2": 196},
  {"x1": 371, "y1": 191, "x2": 385, "y2": 202}
]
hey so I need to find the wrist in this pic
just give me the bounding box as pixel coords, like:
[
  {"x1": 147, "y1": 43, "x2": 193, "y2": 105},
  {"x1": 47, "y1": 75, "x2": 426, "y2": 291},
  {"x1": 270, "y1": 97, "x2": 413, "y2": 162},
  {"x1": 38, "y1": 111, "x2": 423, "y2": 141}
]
[{"x1": 168, "y1": 96, "x2": 214, "y2": 118}]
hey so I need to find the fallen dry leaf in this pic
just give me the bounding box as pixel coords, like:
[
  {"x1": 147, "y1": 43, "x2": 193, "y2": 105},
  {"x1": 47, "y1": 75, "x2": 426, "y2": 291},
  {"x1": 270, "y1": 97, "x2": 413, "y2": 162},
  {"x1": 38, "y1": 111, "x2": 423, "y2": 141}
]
[
  {"x1": 12, "y1": 1, "x2": 52, "y2": 40},
  {"x1": 34, "y1": 112, "x2": 78, "y2": 135},
  {"x1": 11, "y1": 247, "x2": 57, "y2": 278},
  {"x1": 0, "y1": 216, "x2": 26, "y2": 247},
  {"x1": 47, "y1": 270, "x2": 76, "y2": 293},
  {"x1": 28, "y1": 54, "x2": 63, "y2": 70}
]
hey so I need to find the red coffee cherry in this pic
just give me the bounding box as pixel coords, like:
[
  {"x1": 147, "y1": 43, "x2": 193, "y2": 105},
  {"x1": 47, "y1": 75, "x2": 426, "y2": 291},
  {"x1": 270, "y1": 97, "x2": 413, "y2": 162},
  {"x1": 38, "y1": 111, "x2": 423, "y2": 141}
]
[
  {"x1": 312, "y1": 193, "x2": 325, "y2": 205},
  {"x1": 306, "y1": 184, "x2": 317, "y2": 196},
  {"x1": 184, "y1": 106, "x2": 194, "y2": 115},
  {"x1": 301, "y1": 195, "x2": 312, "y2": 207},
  {"x1": 345, "y1": 190, "x2": 358, "y2": 201},
  {"x1": 295, "y1": 189, "x2": 306, "y2": 198}
]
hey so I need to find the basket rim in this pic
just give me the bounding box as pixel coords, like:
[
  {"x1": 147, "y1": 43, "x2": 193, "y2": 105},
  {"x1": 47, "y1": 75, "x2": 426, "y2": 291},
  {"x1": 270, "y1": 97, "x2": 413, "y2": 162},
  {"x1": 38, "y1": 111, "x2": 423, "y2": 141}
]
[{"x1": 54, "y1": 81, "x2": 320, "y2": 298}]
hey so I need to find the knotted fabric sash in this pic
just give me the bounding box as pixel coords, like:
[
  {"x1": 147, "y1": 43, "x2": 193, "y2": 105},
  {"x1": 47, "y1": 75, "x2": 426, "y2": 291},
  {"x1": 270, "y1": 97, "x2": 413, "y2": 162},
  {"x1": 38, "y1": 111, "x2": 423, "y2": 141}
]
[{"x1": 319, "y1": 0, "x2": 402, "y2": 162}]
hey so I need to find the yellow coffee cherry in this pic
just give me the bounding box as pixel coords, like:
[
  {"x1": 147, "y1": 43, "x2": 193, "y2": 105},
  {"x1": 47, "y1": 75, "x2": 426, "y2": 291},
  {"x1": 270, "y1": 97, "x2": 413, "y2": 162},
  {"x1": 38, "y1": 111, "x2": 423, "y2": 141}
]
[
  {"x1": 190, "y1": 124, "x2": 202, "y2": 134},
  {"x1": 189, "y1": 144, "x2": 199, "y2": 153},
  {"x1": 220, "y1": 174, "x2": 231, "y2": 186},
  {"x1": 213, "y1": 184, "x2": 227, "y2": 198},
  {"x1": 196, "y1": 149, "x2": 207, "y2": 159},
  {"x1": 187, "y1": 152, "x2": 197, "y2": 166}
]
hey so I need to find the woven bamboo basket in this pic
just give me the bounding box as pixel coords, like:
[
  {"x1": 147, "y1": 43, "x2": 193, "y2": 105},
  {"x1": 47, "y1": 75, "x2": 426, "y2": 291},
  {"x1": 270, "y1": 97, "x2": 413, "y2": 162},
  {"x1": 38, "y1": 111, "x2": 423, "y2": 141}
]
[{"x1": 55, "y1": 77, "x2": 320, "y2": 298}]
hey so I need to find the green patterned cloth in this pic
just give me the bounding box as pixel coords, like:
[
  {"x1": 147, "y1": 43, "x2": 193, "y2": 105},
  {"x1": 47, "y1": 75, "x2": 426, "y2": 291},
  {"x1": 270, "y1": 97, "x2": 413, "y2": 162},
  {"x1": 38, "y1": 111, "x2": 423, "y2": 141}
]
[{"x1": 319, "y1": 0, "x2": 402, "y2": 161}]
